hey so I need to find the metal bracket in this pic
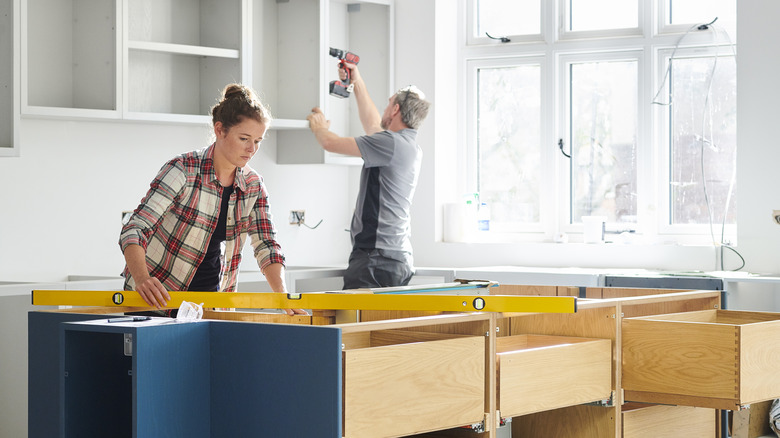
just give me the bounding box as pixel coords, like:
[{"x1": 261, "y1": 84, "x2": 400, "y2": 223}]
[
  {"x1": 470, "y1": 420, "x2": 485, "y2": 433},
  {"x1": 498, "y1": 410, "x2": 512, "y2": 427},
  {"x1": 585, "y1": 391, "x2": 615, "y2": 407},
  {"x1": 123, "y1": 333, "x2": 133, "y2": 357}
]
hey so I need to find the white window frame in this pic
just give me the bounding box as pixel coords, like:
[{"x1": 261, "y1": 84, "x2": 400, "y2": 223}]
[
  {"x1": 558, "y1": 0, "x2": 644, "y2": 41},
  {"x1": 467, "y1": 0, "x2": 546, "y2": 46},
  {"x1": 466, "y1": 55, "x2": 551, "y2": 236},
  {"x1": 461, "y1": 0, "x2": 736, "y2": 245},
  {"x1": 657, "y1": 0, "x2": 737, "y2": 37},
  {"x1": 556, "y1": 50, "x2": 647, "y2": 235}
]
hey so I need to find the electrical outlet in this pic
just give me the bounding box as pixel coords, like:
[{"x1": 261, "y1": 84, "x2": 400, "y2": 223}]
[
  {"x1": 289, "y1": 210, "x2": 305, "y2": 225},
  {"x1": 773, "y1": 210, "x2": 780, "y2": 225}
]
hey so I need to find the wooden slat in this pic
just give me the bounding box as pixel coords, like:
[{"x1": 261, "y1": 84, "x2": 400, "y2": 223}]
[
  {"x1": 491, "y1": 284, "x2": 558, "y2": 296},
  {"x1": 201, "y1": 310, "x2": 312, "y2": 325},
  {"x1": 369, "y1": 329, "x2": 469, "y2": 347}
]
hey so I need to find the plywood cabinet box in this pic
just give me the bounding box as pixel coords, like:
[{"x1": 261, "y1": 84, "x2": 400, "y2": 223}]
[
  {"x1": 497, "y1": 334, "x2": 612, "y2": 417},
  {"x1": 623, "y1": 309, "x2": 780, "y2": 410}
]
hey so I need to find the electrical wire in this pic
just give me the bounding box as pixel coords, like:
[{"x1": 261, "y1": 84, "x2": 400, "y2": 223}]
[
  {"x1": 301, "y1": 219, "x2": 323, "y2": 230},
  {"x1": 652, "y1": 23, "x2": 704, "y2": 106},
  {"x1": 654, "y1": 18, "x2": 744, "y2": 271},
  {"x1": 695, "y1": 22, "x2": 743, "y2": 271}
]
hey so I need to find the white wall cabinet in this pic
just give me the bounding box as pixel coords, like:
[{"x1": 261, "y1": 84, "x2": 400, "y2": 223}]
[
  {"x1": 22, "y1": 0, "x2": 121, "y2": 119},
  {"x1": 258, "y1": 0, "x2": 393, "y2": 165},
  {"x1": 0, "y1": 0, "x2": 20, "y2": 157},
  {"x1": 21, "y1": 0, "x2": 247, "y2": 124},
  {"x1": 123, "y1": 0, "x2": 248, "y2": 123},
  {"x1": 19, "y1": 0, "x2": 392, "y2": 163}
]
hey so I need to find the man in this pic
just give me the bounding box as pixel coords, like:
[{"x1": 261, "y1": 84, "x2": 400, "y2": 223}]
[{"x1": 307, "y1": 63, "x2": 431, "y2": 289}]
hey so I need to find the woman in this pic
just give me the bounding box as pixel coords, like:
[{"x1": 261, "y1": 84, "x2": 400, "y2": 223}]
[{"x1": 119, "y1": 84, "x2": 305, "y2": 316}]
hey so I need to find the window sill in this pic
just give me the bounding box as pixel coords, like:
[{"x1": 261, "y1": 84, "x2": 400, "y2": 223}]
[{"x1": 444, "y1": 230, "x2": 734, "y2": 247}]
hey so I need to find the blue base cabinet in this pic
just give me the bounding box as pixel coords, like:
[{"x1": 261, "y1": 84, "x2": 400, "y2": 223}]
[{"x1": 29, "y1": 312, "x2": 342, "y2": 438}]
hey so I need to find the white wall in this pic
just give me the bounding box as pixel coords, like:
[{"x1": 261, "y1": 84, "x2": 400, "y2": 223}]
[
  {"x1": 734, "y1": 0, "x2": 780, "y2": 274},
  {"x1": 0, "y1": 117, "x2": 354, "y2": 282},
  {"x1": 1, "y1": 0, "x2": 778, "y2": 282}
]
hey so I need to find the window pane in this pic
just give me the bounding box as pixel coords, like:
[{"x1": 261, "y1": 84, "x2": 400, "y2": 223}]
[
  {"x1": 477, "y1": 65, "x2": 541, "y2": 225},
  {"x1": 667, "y1": 0, "x2": 736, "y2": 26},
  {"x1": 669, "y1": 55, "x2": 737, "y2": 225},
  {"x1": 570, "y1": 60, "x2": 637, "y2": 224},
  {"x1": 569, "y1": 0, "x2": 637, "y2": 31},
  {"x1": 477, "y1": 0, "x2": 540, "y2": 37}
]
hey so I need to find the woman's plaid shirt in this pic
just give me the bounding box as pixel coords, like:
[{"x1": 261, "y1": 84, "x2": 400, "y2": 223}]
[{"x1": 119, "y1": 144, "x2": 285, "y2": 292}]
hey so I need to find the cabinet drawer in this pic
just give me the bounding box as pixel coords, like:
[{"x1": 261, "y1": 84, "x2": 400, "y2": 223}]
[
  {"x1": 622, "y1": 403, "x2": 716, "y2": 437},
  {"x1": 497, "y1": 334, "x2": 612, "y2": 417},
  {"x1": 623, "y1": 309, "x2": 780, "y2": 409},
  {"x1": 343, "y1": 332, "x2": 485, "y2": 438}
]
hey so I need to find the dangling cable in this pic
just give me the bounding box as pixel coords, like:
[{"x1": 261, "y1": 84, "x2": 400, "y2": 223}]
[{"x1": 652, "y1": 23, "x2": 701, "y2": 106}]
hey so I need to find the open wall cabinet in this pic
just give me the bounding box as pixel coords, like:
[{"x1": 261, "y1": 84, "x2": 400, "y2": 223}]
[
  {"x1": 266, "y1": 0, "x2": 393, "y2": 165},
  {"x1": 19, "y1": 0, "x2": 393, "y2": 164}
]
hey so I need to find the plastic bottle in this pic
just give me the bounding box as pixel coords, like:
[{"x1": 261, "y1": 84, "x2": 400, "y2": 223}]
[
  {"x1": 463, "y1": 193, "x2": 479, "y2": 241},
  {"x1": 477, "y1": 202, "x2": 490, "y2": 231}
]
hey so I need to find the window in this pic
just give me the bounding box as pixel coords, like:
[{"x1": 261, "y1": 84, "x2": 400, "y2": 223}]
[
  {"x1": 462, "y1": 0, "x2": 737, "y2": 244},
  {"x1": 659, "y1": 48, "x2": 737, "y2": 229},
  {"x1": 477, "y1": 0, "x2": 540, "y2": 37},
  {"x1": 565, "y1": 56, "x2": 639, "y2": 225},
  {"x1": 567, "y1": 0, "x2": 638, "y2": 32},
  {"x1": 472, "y1": 59, "x2": 542, "y2": 228}
]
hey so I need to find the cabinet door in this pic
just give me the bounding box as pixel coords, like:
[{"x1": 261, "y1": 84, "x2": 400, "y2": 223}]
[
  {"x1": 0, "y1": 0, "x2": 20, "y2": 156},
  {"x1": 22, "y1": 0, "x2": 120, "y2": 118}
]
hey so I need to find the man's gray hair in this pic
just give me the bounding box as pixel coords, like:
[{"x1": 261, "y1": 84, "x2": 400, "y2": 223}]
[{"x1": 395, "y1": 85, "x2": 431, "y2": 129}]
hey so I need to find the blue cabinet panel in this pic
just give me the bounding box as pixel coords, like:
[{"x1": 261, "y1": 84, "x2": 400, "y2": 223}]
[
  {"x1": 28, "y1": 311, "x2": 108, "y2": 438},
  {"x1": 209, "y1": 322, "x2": 342, "y2": 437}
]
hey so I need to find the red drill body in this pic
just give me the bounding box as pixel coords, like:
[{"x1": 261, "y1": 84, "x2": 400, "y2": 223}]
[{"x1": 329, "y1": 47, "x2": 360, "y2": 98}]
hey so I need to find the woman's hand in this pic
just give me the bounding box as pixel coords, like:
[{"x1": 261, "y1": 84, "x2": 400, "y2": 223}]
[{"x1": 135, "y1": 275, "x2": 171, "y2": 308}]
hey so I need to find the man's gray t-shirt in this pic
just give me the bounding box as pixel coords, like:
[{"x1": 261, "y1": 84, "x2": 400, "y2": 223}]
[{"x1": 353, "y1": 129, "x2": 421, "y2": 256}]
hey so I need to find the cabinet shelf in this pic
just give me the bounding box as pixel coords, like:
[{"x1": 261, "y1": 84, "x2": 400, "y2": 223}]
[
  {"x1": 271, "y1": 119, "x2": 310, "y2": 130},
  {"x1": 127, "y1": 41, "x2": 240, "y2": 59}
]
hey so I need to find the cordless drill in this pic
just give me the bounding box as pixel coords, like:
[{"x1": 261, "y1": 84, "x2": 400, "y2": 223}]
[{"x1": 329, "y1": 47, "x2": 360, "y2": 98}]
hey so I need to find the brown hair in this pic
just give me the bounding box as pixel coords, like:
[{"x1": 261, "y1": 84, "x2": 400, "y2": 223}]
[{"x1": 210, "y1": 84, "x2": 272, "y2": 131}]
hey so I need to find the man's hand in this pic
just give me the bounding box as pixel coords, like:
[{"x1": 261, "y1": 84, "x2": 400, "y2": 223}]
[
  {"x1": 307, "y1": 107, "x2": 330, "y2": 132},
  {"x1": 342, "y1": 62, "x2": 362, "y2": 85}
]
